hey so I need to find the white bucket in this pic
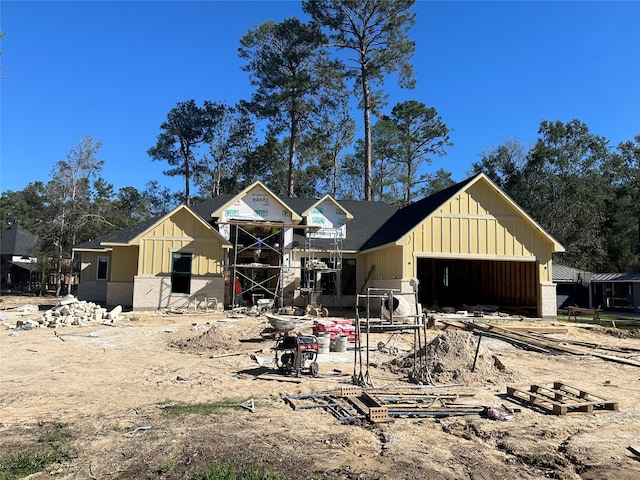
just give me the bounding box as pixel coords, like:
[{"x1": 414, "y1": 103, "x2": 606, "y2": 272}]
[
  {"x1": 317, "y1": 332, "x2": 330, "y2": 354},
  {"x1": 333, "y1": 334, "x2": 348, "y2": 353}
]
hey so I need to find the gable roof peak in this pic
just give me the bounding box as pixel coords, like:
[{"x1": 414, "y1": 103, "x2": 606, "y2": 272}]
[
  {"x1": 360, "y1": 172, "x2": 564, "y2": 253},
  {"x1": 301, "y1": 194, "x2": 354, "y2": 221},
  {"x1": 211, "y1": 181, "x2": 302, "y2": 223}
]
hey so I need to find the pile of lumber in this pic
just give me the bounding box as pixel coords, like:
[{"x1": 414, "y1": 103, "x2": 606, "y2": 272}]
[{"x1": 440, "y1": 320, "x2": 640, "y2": 367}]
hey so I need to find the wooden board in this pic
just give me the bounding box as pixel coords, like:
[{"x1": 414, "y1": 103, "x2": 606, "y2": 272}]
[
  {"x1": 499, "y1": 326, "x2": 569, "y2": 334},
  {"x1": 284, "y1": 388, "x2": 484, "y2": 423}
]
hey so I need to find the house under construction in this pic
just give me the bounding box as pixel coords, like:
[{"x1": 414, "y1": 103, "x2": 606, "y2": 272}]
[
  {"x1": 74, "y1": 174, "x2": 565, "y2": 320},
  {"x1": 212, "y1": 192, "x2": 360, "y2": 311}
]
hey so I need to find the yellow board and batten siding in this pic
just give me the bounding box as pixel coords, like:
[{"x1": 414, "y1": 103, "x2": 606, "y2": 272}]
[
  {"x1": 110, "y1": 246, "x2": 138, "y2": 282},
  {"x1": 363, "y1": 246, "x2": 404, "y2": 280},
  {"x1": 360, "y1": 178, "x2": 559, "y2": 300},
  {"x1": 137, "y1": 208, "x2": 225, "y2": 277},
  {"x1": 399, "y1": 181, "x2": 555, "y2": 280},
  {"x1": 365, "y1": 182, "x2": 554, "y2": 282}
]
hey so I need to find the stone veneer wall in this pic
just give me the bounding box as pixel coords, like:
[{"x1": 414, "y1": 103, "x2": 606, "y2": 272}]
[
  {"x1": 106, "y1": 282, "x2": 134, "y2": 308},
  {"x1": 132, "y1": 275, "x2": 225, "y2": 311},
  {"x1": 540, "y1": 282, "x2": 558, "y2": 320}
]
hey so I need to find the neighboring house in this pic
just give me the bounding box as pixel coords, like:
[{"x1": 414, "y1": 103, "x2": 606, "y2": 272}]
[
  {"x1": 74, "y1": 173, "x2": 565, "y2": 319},
  {"x1": 591, "y1": 273, "x2": 640, "y2": 312},
  {"x1": 553, "y1": 264, "x2": 592, "y2": 309},
  {"x1": 0, "y1": 223, "x2": 40, "y2": 293},
  {"x1": 553, "y1": 265, "x2": 640, "y2": 313}
]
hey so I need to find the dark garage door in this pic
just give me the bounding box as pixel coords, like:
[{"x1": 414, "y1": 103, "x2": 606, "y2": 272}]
[{"x1": 416, "y1": 258, "x2": 538, "y2": 315}]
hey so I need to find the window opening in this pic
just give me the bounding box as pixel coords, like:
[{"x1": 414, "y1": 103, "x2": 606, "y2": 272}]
[
  {"x1": 342, "y1": 259, "x2": 357, "y2": 295},
  {"x1": 171, "y1": 252, "x2": 192, "y2": 294},
  {"x1": 97, "y1": 256, "x2": 109, "y2": 281}
]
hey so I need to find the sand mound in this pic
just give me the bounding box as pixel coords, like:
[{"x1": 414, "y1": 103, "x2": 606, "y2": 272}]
[
  {"x1": 386, "y1": 330, "x2": 518, "y2": 385},
  {"x1": 170, "y1": 323, "x2": 240, "y2": 355}
]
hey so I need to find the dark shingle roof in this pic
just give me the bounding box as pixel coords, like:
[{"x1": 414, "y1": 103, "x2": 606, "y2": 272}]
[
  {"x1": 279, "y1": 197, "x2": 398, "y2": 251},
  {"x1": 74, "y1": 197, "x2": 234, "y2": 251},
  {"x1": 332, "y1": 199, "x2": 398, "y2": 250},
  {"x1": 190, "y1": 195, "x2": 235, "y2": 220},
  {"x1": 74, "y1": 216, "x2": 161, "y2": 250},
  {"x1": 71, "y1": 192, "x2": 397, "y2": 253},
  {"x1": 360, "y1": 175, "x2": 478, "y2": 251},
  {"x1": 0, "y1": 223, "x2": 38, "y2": 255}
]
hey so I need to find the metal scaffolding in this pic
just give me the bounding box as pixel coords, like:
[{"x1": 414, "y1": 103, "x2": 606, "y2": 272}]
[
  {"x1": 302, "y1": 227, "x2": 344, "y2": 308},
  {"x1": 222, "y1": 220, "x2": 346, "y2": 311},
  {"x1": 228, "y1": 220, "x2": 285, "y2": 309},
  {"x1": 353, "y1": 288, "x2": 428, "y2": 387}
]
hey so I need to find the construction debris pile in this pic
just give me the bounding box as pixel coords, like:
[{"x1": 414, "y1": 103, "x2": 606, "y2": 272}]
[
  {"x1": 170, "y1": 323, "x2": 241, "y2": 356},
  {"x1": 387, "y1": 330, "x2": 519, "y2": 385},
  {"x1": 5, "y1": 295, "x2": 122, "y2": 330}
]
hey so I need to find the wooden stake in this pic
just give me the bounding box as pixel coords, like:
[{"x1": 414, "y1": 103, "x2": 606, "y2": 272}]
[{"x1": 472, "y1": 334, "x2": 482, "y2": 372}]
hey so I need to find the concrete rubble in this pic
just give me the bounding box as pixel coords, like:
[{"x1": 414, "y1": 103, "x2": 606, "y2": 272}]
[{"x1": 7, "y1": 294, "x2": 122, "y2": 330}]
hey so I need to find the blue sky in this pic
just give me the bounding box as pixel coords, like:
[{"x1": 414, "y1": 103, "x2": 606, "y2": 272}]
[{"x1": 1, "y1": 1, "x2": 639, "y2": 197}]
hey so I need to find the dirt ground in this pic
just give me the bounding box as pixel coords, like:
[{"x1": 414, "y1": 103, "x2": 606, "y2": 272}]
[{"x1": 1, "y1": 295, "x2": 640, "y2": 479}]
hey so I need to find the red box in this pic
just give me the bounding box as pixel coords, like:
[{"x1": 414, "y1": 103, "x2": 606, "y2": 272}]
[{"x1": 313, "y1": 320, "x2": 358, "y2": 341}]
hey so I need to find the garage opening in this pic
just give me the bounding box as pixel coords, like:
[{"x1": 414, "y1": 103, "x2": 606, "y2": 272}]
[{"x1": 416, "y1": 258, "x2": 538, "y2": 315}]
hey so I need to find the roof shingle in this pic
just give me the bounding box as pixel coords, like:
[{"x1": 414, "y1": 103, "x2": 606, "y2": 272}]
[{"x1": 0, "y1": 223, "x2": 38, "y2": 255}]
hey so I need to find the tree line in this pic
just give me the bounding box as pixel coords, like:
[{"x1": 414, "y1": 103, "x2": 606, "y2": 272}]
[
  {"x1": 472, "y1": 122, "x2": 639, "y2": 273},
  {"x1": 2, "y1": 121, "x2": 638, "y2": 285},
  {"x1": 148, "y1": 1, "x2": 434, "y2": 205}
]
